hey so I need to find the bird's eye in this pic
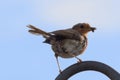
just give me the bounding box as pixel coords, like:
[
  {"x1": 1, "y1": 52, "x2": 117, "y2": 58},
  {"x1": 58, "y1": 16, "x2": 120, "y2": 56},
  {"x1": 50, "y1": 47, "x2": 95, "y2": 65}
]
[{"x1": 80, "y1": 25, "x2": 84, "y2": 28}]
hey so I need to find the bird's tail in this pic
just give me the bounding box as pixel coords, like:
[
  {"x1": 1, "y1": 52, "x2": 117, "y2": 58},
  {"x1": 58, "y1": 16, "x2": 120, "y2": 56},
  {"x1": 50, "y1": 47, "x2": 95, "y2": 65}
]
[{"x1": 27, "y1": 25, "x2": 51, "y2": 38}]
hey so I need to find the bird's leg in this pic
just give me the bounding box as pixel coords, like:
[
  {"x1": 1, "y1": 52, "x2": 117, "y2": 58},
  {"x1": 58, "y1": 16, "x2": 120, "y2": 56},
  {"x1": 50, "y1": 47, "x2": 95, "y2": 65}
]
[
  {"x1": 74, "y1": 56, "x2": 82, "y2": 63},
  {"x1": 55, "y1": 54, "x2": 62, "y2": 73},
  {"x1": 70, "y1": 54, "x2": 82, "y2": 63}
]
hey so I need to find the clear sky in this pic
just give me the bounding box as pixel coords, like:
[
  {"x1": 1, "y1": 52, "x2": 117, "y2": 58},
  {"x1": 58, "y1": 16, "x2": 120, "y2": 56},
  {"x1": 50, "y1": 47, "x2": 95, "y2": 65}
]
[{"x1": 0, "y1": 0, "x2": 120, "y2": 80}]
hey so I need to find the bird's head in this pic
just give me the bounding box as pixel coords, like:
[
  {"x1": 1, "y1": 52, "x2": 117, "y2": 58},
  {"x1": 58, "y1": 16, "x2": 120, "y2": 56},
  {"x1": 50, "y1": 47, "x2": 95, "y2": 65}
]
[{"x1": 72, "y1": 23, "x2": 96, "y2": 36}]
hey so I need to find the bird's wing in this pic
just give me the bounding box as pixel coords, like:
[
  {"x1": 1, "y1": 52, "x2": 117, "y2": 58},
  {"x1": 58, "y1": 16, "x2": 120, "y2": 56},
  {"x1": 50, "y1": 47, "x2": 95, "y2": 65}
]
[
  {"x1": 51, "y1": 29, "x2": 81, "y2": 40},
  {"x1": 27, "y1": 25, "x2": 51, "y2": 38}
]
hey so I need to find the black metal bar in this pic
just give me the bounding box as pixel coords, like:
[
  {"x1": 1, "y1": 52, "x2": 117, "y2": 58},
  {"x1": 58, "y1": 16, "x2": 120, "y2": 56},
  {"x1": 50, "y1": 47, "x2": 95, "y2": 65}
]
[{"x1": 55, "y1": 61, "x2": 120, "y2": 80}]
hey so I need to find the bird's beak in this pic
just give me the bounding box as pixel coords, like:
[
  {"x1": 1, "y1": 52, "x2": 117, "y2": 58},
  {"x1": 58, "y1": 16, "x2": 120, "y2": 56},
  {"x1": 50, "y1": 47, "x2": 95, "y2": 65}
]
[{"x1": 91, "y1": 27, "x2": 96, "y2": 32}]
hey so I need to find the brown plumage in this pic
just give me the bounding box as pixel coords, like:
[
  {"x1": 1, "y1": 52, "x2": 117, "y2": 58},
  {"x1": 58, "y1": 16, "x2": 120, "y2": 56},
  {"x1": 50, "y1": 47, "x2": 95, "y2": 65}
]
[{"x1": 27, "y1": 23, "x2": 96, "y2": 73}]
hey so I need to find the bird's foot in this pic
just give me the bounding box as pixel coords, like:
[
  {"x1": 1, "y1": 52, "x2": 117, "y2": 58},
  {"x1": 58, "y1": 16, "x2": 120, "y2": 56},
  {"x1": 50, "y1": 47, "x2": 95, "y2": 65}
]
[
  {"x1": 59, "y1": 70, "x2": 62, "y2": 74},
  {"x1": 77, "y1": 59, "x2": 82, "y2": 63}
]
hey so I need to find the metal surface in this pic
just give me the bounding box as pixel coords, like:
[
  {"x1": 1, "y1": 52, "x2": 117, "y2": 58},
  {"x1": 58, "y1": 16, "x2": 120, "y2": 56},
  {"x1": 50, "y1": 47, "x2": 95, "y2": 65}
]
[{"x1": 55, "y1": 61, "x2": 120, "y2": 80}]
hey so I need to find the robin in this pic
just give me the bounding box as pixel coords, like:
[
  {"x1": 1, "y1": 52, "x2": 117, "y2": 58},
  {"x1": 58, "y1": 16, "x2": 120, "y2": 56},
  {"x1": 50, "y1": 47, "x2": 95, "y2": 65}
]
[{"x1": 27, "y1": 23, "x2": 96, "y2": 73}]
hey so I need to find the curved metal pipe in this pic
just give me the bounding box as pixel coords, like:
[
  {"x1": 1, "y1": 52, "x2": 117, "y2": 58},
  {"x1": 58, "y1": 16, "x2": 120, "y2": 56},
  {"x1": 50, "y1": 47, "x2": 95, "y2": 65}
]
[{"x1": 55, "y1": 61, "x2": 120, "y2": 80}]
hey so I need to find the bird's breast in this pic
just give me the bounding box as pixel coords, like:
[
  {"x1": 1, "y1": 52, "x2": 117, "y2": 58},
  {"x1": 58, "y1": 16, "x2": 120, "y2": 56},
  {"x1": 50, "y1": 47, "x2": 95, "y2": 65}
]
[{"x1": 51, "y1": 36, "x2": 87, "y2": 58}]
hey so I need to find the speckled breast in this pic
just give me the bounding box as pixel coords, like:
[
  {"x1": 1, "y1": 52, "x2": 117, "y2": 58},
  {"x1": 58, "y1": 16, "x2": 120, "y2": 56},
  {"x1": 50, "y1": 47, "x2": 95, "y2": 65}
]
[{"x1": 51, "y1": 36, "x2": 87, "y2": 58}]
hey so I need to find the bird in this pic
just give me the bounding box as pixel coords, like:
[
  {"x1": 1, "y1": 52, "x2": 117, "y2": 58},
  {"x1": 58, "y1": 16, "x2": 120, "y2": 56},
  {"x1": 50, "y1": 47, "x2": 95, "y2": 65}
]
[{"x1": 27, "y1": 23, "x2": 96, "y2": 73}]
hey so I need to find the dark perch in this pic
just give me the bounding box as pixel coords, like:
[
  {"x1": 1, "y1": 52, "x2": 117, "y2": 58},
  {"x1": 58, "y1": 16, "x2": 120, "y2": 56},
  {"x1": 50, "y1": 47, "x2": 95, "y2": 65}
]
[{"x1": 55, "y1": 61, "x2": 120, "y2": 80}]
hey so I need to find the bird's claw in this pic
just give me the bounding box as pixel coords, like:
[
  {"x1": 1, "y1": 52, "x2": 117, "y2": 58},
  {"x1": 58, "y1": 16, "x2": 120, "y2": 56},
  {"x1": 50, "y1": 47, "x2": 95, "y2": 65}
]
[
  {"x1": 59, "y1": 70, "x2": 62, "y2": 74},
  {"x1": 77, "y1": 59, "x2": 82, "y2": 63}
]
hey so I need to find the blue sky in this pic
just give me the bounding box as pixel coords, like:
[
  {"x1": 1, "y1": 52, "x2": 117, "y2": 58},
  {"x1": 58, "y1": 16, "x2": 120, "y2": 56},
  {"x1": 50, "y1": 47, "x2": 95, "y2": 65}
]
[{"x1": 0, "y1": 0, "x2": 120, "y2": 80}]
